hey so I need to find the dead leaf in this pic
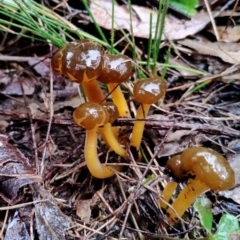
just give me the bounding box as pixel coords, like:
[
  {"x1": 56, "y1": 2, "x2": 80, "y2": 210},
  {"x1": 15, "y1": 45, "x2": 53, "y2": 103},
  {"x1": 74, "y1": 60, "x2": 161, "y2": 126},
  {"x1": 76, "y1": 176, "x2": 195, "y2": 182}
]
[
  {"x1": 37, "y1": 136, "x2": 58, "y2": 158},
  {"x1": 165, "y1": 130, "x2": 192, "y2": 142},
  {"x1": 0, "y1": 72, "x2": 11, "y2": 85},
  {"x1": 32, "y1": 184, "x2": 72, "y2": 240},
  {"x1": 4, "y1": 211, "x2": 31, "y2": 240},
  {"x1": 53, "y1": 96, "x2": 82, "y2": 111},
  {"x1": 76, "y1": 199, "x2": 92, "y2": 223},
  {"x1": 209, "y1": 26, "x2": 240, "y2": 43},
  {"x1": 228, "y1": 139, "x2": 240, "y2": 152},
  {"x1": 1, "y1": 76, "x2": 35, "y2": 96},
  {"x1": 0, "y1": 135, "x2": 41, "y2": 204},
  {"x1": 155, "y1": 131, "x2": 204, "y2": 157},
  {"x1": 146, "y1": 115, "x2": 205, "y2": 157},
  {"x1": 219, "y1": 153, "x2": 240, "y2": 204},
  {"x1": 76, "y1": 188, "x2": 104, "y2": 223},
  {"x1": 222, "y1": 73, "x2": 240, "y2": 84},
  {"x1": 88, "y1": 0, "x2": 211, "y2": 40},
  {"x1": 28, "y1": 58, "x2": 50, "y2": 77},
  {"x1": 178, "y1": 39, "x2": 240, "y2": 64},
  {"x1": 0, "y1": 119, "x2": 9, "y2": 133}
]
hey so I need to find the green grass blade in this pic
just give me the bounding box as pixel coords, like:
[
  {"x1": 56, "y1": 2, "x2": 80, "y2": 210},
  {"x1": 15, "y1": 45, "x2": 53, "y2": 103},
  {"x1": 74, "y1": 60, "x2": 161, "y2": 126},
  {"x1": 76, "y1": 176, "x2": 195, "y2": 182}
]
[
  {"x1": 146, "y1": 13, "x2": 153, "y2": 72},
  {"x1": 152, "y1": 0, "x2": 169, "y2": 75},
  {"x1": 110, "y1": 0, "x2": 115, "y2": 54},
  {"x1": 82, "y1": 0, "x2": 109, "y2": 46}
]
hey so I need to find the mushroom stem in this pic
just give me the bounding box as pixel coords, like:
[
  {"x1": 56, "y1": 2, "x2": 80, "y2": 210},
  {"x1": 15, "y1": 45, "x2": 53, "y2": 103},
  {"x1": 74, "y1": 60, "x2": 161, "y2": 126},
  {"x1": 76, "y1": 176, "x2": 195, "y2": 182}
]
[
  {"x1": 81, "y1": 80, "x2": 121, "y2": 148},
  {"x1": 159, "y1": 182, "x2": 178, "y2": 209},
  {"x1": 81, "y1": 79, "x2": 105, "y2": 103},
  {"x1": 108, "y1": 83, "x2": 130, "y2": 117},
  {"x1": 167, "y1": 178, "x2": 209, "y2": 224},
  {"x1": 103, "y1": 123, "x2": 127, "y2": 159},
  {"x1": 130, "y1": 104, "x2": 151, "y2": 150},
  {"x1": 85, "y1": 127, "x2": 122, "y2": 179}
]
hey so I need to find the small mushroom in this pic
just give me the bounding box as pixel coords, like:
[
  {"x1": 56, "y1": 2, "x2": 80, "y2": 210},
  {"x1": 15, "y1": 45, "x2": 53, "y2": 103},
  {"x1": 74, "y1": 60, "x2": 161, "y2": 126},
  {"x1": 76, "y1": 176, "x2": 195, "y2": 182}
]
[
  {"x1": 166, "y1": 147, "x2": 235, "y2": 223},
  {"x1": 130, "y1": 77, "x2": 167, "y2": 152},
  {"x1": 52, "y1": 40, "x2": 105, "y2": 103},
  {"x1": 73, "y1": 102, "x2": 122, "y2": 178},
  {"x1": 98, "y1": 54, "x2": 132, "y2": 117}
]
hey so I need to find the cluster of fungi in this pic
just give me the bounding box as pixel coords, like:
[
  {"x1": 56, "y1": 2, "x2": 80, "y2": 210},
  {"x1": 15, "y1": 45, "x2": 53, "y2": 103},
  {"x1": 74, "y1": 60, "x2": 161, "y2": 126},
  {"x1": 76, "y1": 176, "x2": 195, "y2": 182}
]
[{"x1": 51, "y1": 39, "x2": 235, "y2": 225}]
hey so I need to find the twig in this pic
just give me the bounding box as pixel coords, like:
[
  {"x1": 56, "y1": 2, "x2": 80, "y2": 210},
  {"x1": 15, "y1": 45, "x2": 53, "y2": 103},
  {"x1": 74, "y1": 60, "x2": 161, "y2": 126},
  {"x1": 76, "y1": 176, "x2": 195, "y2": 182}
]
[{"x1": 1, "y1": 109, "x2": 240, "y2": 137}]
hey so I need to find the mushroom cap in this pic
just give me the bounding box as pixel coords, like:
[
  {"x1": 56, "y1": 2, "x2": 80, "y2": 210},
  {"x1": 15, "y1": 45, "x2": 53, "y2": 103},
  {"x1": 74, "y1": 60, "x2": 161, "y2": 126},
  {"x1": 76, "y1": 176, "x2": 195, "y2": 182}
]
[
  {"x1": 133, "y1": 77, "x2": 167, "y2": 104},
  {"x1": 51, "y1": 48, "x2": 64, "y2": 74},
  {"x1": 97, "y1": 54, "x2": 132, "y2": 84},
  {"x1": 166, "y1": 155, "x2": 186, "y2": 179},
  {"x1": 73, "y1": 102, "x2": 109, "y2": 130},
  {"x1": 54, "y1": 40, "x2": 104, "y2": 83},
  {"x1": 102, "y1": 102, "x2": 119, "y2": 124},
  {"x1": 181, "y1": 147, "x2": 235, "y2": 191}
]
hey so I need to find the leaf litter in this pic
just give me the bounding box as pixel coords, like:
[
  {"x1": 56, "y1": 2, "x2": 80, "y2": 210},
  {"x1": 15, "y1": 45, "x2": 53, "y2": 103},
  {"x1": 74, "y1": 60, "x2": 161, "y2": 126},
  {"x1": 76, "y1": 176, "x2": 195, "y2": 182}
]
[
  {"x1": 88, "y1": 0, "x2": 212, "y2": 40},
  {"x1": 0, "y1": 135, "x2": 41, "y2": 204}
]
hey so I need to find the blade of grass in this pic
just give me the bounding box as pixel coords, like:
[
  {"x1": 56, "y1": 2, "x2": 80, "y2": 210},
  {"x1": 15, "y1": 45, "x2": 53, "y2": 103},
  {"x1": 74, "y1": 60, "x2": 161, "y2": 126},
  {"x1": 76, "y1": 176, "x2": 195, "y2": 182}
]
[
  {"x1": 110, "y1": 0, "x2": 115, "y2": 54},
  {"x1": 190, "y1": 81, "x2": 210, "y2": 93},
  {"x1": 82, "y1": 0, "x2": 109, "y2": 46},
  {"x1": 0, "y1": 0, "x2": 110, "y2": 48},
  {"x1": 138, "y1": 61, "x2": 206, "y2": 76},
  {"x1": 161, "y1": 44, "x2": 171, "y2": 79},
  {"x1": 146, "y1": 13, "x2": 153, "y2": 73},
  {"x1": 152, "y1": 0, "x2": 169, "y2": 75},
  {"x1": 127, "y1": 0, "x2": 137, "y2": 60}
]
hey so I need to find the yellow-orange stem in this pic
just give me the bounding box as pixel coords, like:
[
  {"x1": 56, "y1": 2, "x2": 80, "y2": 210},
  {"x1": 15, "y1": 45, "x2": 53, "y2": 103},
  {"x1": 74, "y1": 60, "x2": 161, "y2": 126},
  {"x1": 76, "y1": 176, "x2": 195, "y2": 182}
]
[
  {"x1": 167, "y1": 178, "x2": 209, "y2": 224},
  {"x1": 130, "y1": 104, "x2": 151, "y2": 151},
  {"x1": 159, "y1": 182, "x2": 178, "y2": 209},
  {"x1": 85, "y1": 127, "x2": 122, "y2": 179},
  {"x1": 81, "y1": 80, "x2": 120, "y2": 146},
  {"x1": 108, "y1": 83, "x2": 130, "y2": 117},
  {"x1": 81, "y1": 79, "x2": 105, "y2": 103},
  {"x1": 103, "y1": 123, "x2": 127, "y2": 159}
]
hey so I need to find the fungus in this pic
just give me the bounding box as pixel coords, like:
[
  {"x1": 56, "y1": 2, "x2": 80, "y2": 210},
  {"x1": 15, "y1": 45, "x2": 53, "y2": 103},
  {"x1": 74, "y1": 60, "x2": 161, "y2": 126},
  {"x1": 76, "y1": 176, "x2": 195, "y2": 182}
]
[
  {"x1": 73, "y1": 102, "x2": 122, "y2": 178},
  {"x1": 166, "y1": 155, "x2": 185, "y2": 180},
  {"x1": 101, "y1": 102, "x2": 127, "y2": 159},
  {"x1": 159, "y1": 182, "x2": 178, "y2": 209},
  {"x1": 130, "y1": 77, "x2": 167, "y2": 152},
  {"x1": 98, "y1": 54, "x2": 132, "y2": 117},
  {"x1": 52, "y1": 40, "x2": 105, "y2": 103},
  {"x1": 166, "y1": 147, "x2": 235, "y2": 223}
]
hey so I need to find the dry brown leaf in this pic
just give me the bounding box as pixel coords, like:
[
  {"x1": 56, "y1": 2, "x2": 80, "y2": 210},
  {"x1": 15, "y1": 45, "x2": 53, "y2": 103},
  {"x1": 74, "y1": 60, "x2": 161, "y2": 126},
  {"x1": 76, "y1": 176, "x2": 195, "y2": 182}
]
[
  {"x1": 76, "y1": 188, "x2": 104, "y2": 223},
  {"x1": 178, "y1": 39, "x2": 240, "y2": 64},
  {"x1": 155, "y1": 132, "x2": 204, "y2": 157},
  {"x1": 219, "y1": 153, "x2": 240, "y2": 204},
  {"x1": 88, "y1": 0, "x2": 211, "y2": 40},
  {"x1": 76, "y1": 198, "x2": 92, "y2": 223},
  {"x1": 0, "y1": 119, "x2": 9, "y2": 133},
  {"x1": 28, "y1": 58, "x2": 50, "y2": 77},
  {"x1": 32, "y1": 184, "x2": 72, "y2": 240},
  {"x1": 53, "y1": 96, "x2": 82, "y2": 110},
  {"x1": 0, "y1": 134, "x2": 41, "y2": 204},
  {"x1": 1, "y1": 76, "x2": 35, "y2": 96},
  {"x1": 209, "y1": 26, "x2": 240, "y2": 42},
  {"x1": 222, "y1": 73, "x2": 240, "y2": 84}
]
